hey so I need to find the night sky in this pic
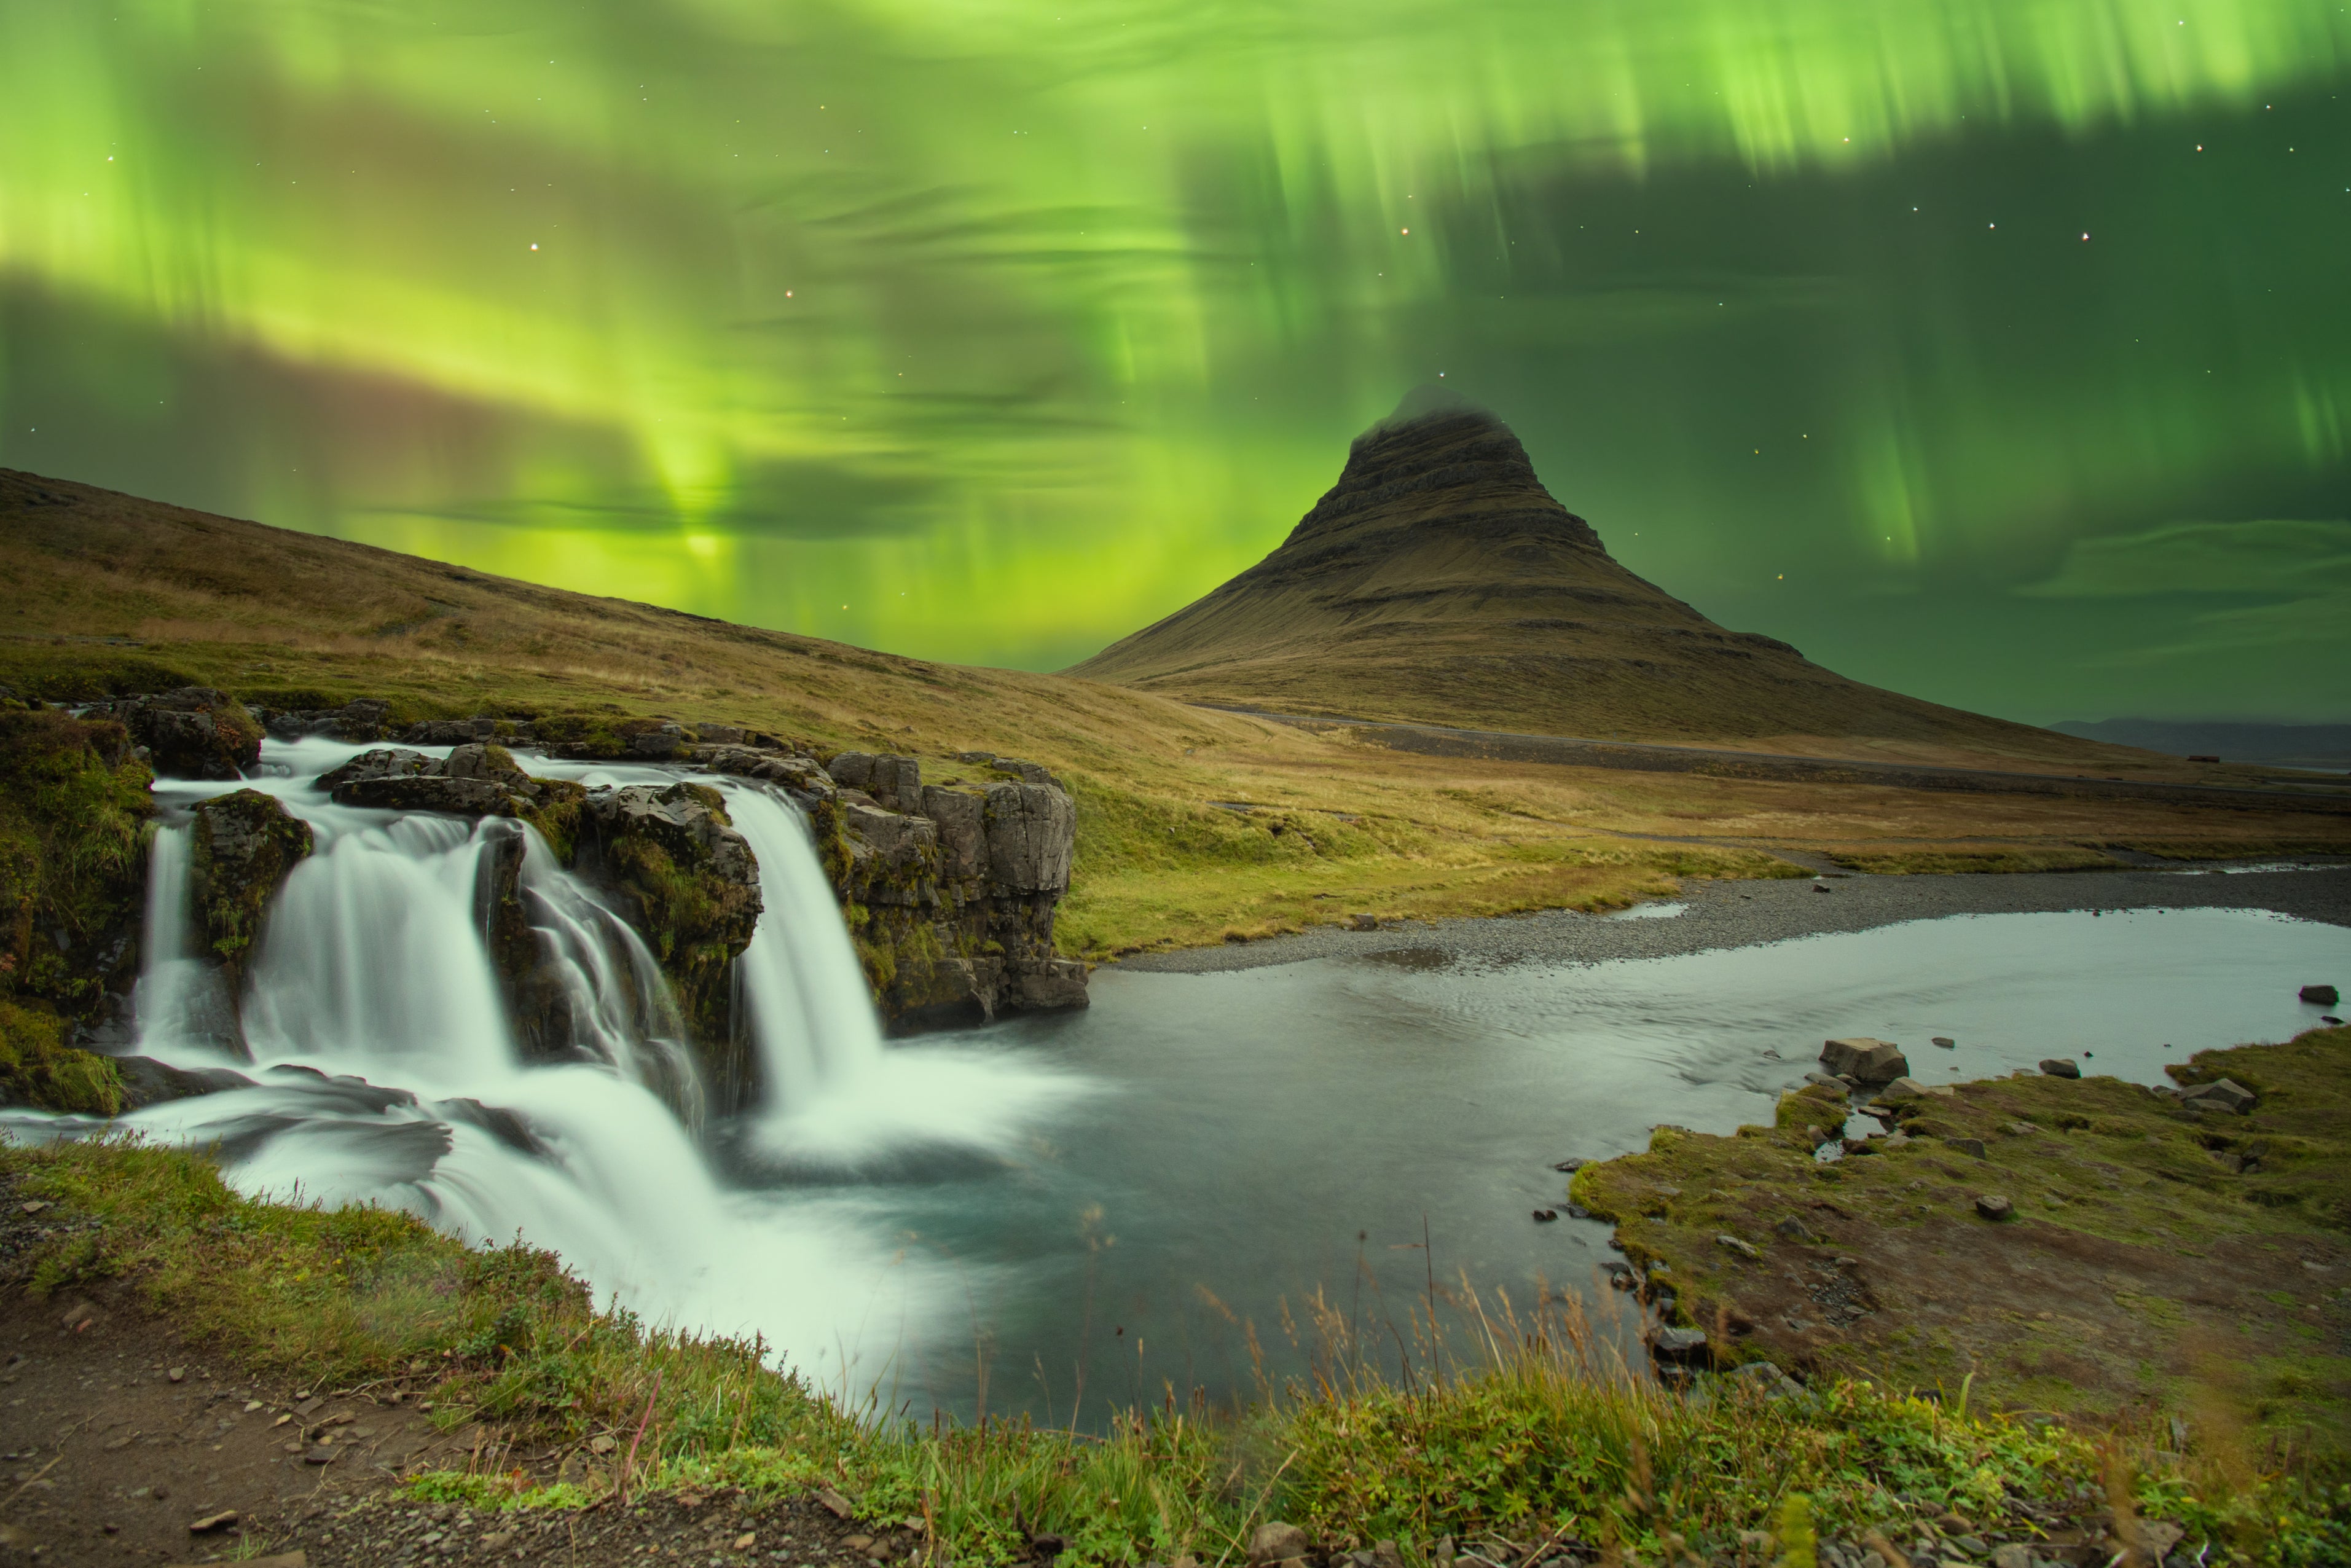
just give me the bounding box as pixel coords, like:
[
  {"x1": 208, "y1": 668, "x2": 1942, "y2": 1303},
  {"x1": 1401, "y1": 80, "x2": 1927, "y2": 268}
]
[{"x1": 2, "y1": 1, "x2": 2345, "y2": 724}]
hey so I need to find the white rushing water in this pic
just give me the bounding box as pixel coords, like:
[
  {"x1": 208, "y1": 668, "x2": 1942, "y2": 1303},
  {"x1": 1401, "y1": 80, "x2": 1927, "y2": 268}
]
[{"x1": 7, "y1": 736, "x2": 1085, "y2": 1386}]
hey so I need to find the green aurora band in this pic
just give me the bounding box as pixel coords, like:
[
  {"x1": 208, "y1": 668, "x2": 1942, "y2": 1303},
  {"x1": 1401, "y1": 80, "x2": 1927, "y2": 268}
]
[{"x1": 2, "y1": 0, "x2": 2347, "y2": 722}]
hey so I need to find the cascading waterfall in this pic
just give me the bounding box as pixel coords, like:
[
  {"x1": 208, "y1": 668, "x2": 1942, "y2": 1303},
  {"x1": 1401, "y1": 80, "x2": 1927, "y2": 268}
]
[{"x1": 1, "y1": 735, "x2": 1083, "y2": 1379}]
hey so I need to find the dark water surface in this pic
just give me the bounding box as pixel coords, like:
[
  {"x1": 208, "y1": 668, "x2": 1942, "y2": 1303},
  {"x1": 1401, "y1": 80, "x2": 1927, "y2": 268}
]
[{"x1": 758, "y1": 905, "x2": 2347, "y2": 1420}]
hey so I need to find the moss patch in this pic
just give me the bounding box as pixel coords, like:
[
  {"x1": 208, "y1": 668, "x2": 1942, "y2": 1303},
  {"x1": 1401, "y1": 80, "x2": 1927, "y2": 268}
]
[{"x1": 1573, "y1": 1026, "x2": 2351, "y2": 1465}]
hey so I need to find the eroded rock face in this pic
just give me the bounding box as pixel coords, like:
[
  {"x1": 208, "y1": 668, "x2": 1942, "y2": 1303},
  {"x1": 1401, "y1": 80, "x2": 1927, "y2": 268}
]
[
  {"x1": 319, "y1": 746, "x2": 586, "y2": 852},
  {"x1": 575, "y1": 783, "x2": 763, "y2": 1062},
  {"x1": 188, "y1": 790, "x2": 314, "y2": 985},
  {"x1": 805, "y1": 753, "x2": 1087, "y2": 1028},
  {"x1": 111, "y1": 688, "x2": 263, "y2": 780}
]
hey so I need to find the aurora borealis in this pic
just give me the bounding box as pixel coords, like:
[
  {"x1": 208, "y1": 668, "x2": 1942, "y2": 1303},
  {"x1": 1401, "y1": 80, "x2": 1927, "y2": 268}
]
[{"x1": 2, "y1": 1, "x2": 2346, "y2": 723}]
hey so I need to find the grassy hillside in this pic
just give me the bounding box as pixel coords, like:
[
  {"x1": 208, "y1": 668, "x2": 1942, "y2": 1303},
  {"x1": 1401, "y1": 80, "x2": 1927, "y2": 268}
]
[{"x1": 7, "y1": 466, "x2": 2348, "y2": 955}]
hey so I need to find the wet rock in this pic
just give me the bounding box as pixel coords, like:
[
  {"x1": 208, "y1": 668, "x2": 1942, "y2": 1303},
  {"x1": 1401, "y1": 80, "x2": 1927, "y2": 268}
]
[
  {"x1": 578, "y1": 783, "x2": 762, "y2": 1065},
  {"x1": 314, "y1": 747, "x2": 437, "y2": 791},
  {"x1": 442, "y1": 741, "x2": 533, "y2": 786},
  {"x1": 1801, "y1": 1071, "x2": 1851, "y2": 1096},
  {"x1": 1532, "y1": 1209, "x2": 1558, "y2": 1222},
  {"x1": 114, "y1": 687, "x2": 263, "y2": 779},
  {"x1": 2039, "y1": 1057, "x2": 2081, "y2": 1078},
  {"x1": 1975, "y1": 1194, "x2": 2014, "y2": 1221},
  {"x1": 189, "y1": 789, "x2": 314, "y2": 985},
  {"x1": 2178, "y1": 1077, "x2": 2255, "y2": 1114},
  {"x1": 1552, "y1": 1156, "x2": 1588, "y2": 1172},
  {"x1": 2299, "y1": 984, "x2": 2338, "y2": 1006},
  {"x1": 919, "y1": 785, "x2": 988, "y2": 879},
  {"x1": 1249, "y1": 1523, "x2": 1310, "y2": 1567},
  {"x1": 334, "y1": 772, "x2": 525, "y2": 817},
  {"x1": 404, "y1": 717, "x2": 499, "y2": 745},
  {"x1": 1821, "y1": 1037, "x2": 1910, "y2": 1083},
  {"x1": 1931, "y1": 1036, "x2": 1956, "y2": 1048}
]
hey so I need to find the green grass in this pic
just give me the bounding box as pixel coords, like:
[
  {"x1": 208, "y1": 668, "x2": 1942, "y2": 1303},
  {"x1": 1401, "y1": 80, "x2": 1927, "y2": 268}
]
[
  {"x1": 8, "y1": 1134, "x2": 2348, "y2": 1566},
  {"x1": 1820, "y1": 844, "x2": 2124, "y2": 875}
]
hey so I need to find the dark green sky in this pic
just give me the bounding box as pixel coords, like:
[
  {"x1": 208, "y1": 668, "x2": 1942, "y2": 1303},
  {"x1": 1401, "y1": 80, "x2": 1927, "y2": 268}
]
[{"x1": 2, "y1": 0, "x2": 2345, "y2": 723}]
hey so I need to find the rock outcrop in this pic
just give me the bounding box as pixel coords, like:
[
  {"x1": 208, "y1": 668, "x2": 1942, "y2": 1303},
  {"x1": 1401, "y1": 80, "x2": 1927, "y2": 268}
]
[
  {"x1": 187, "y1": 790, "x2": 313, "y2": 986},
  {"x1": 573, "y1": 782, "x2": 764, "y2": 1068},
  {"x1": 806, "y1": 750, "x2": 1088, "y2": 1028},
  {"x1": 103, "y1": 688, "x2": 263, "y2": 780}
]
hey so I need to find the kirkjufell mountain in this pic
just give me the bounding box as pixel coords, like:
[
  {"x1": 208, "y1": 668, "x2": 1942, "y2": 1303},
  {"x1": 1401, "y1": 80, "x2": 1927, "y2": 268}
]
[{"x1": 1071, "y1": 398, "x2": 2088, "y2": 759}]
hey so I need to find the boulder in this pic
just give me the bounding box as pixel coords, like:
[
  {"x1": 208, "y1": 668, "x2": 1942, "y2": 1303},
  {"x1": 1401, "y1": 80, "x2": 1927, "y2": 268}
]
[
  {"x1": 2301, "y1": 984, "x2": 2339, "y2": 1006},
  {"x1": 1948, "y1": 1137, "x2": 1989, "y2": 1159},
  {"x1": 442, "y1": 742, "x2": 533, "y2": 786},
  {"x1": 314, "y1": 747, "x2": 438, "y2": 791},
  {"x1": 117, "y1": 688, "x2": 263, "y2": 779},
  {"x1": 1732, "y1": 1361, "x2": 1804, "y2": 1399},
  {"x1": 578, "y1": 783, "x2": 763, "y2": 1053},
  {"x1": 2039, "y1": 1057, "x2": 2081, "y2": 1078},
  {"x1": 2178, "y1": 1077, "x2": 2255, "y2": 1114},
  {"x1": 1247, "y1": 1524, "x2": 1310, "y2": 1567},
  {"x1": 334, "y1": 774, "x2": 527, "y2": 817},
  {"x1": 188, "y1": 790, "x2": 314, "y2": 984},
  {"x1": 1820, "y1": 1037, "x2": 1909, "y2": 1083},
  {"x1": 984, "y1": 783, "x2": 1073, "y2": 893},
  {"x1": 1975, "y1": 1194, "x2": 2014, "y2": 1221},
  {"x1": 1649, "y1": 1326, "x2": 1710, "y2": 1364}
]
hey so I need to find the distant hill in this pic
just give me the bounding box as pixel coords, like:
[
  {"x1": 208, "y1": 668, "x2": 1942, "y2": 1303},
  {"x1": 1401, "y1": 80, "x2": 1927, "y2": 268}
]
[
  {"x1": 2054, "y1": 718, "x2": 2351, "y2": 772},
  {"x1": 1070, "y1": 398, "x2": 2119, "y2": 767}
]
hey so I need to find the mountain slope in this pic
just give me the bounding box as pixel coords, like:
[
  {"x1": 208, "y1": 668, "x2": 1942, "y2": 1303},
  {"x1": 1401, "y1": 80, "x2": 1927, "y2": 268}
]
[{"x1": 1070, "y1": 402, "x2": 2097, "y2": 766}]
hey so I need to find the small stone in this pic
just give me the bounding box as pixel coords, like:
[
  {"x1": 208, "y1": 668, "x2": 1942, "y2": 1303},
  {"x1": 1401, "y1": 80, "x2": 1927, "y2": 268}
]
[
  {"x1": 589, "y1": 1434, "x2": 617, "y2": 1455},
  {"x1": 842, "y1": 1537, "x2": 876, "y2": 1554},
  {"x1": 1531, "y1": 1210, "x2": 1558, "y2": 1223},
  {"x1": 168, "y1": 1366, "x2": 186, "y2": 1383},
  {"x1": 1948, "y1": 1137, "x2": 1988, "y2": 1159},
  {"x1": 243, "y1": 1400, "x2": 262, "y2": 1413},
  {"x1": 736, "y1": 1535, "x2": 758, "y2": 1551},
  {"x1": 1248, "y1": 1523, "x2": 1310, "y2": 1566},
  {"x1": 1714, "y1": 1233, "x2": 1760, "y2": 1260},
  {"x1": 1931, "y1": 1037, "x2": 1955, "y2": 1048},
  {"x1": 1773, "y1": 1215, "x2": 1815, "y2": 1241},
  {"x1": 2038, "y1": 1058, "x2": 2081, "y2": 1078},
  {"x1": 817, "y1": 1489, "x2": 855, "y2": 1519},
  {"x1": 16, "y1": 1201, "x2": 46, "y2": 1215},
  {"x1": 1650, "y1": 1327, "x2": 1709, "y2": 1363},
  {"x1": 2299, "y1": 984, "x2": 2339, "y2": 1006},
  {"x1": 482, "y1": 1532, "x2": 514, "y2": 1550},
  {"x1": 1975, "y1": 1194, "x2": 2014, "y2": 1221},
  {"x1": 1991, "y1": 1546, "x2": 2031, "y2": 1568},
  {"x1": 189, "y1": 1509, "x2": 238, "y2": 1533},
  {"x1": 1551, "y1": 1158, "x2": 1588, "y2": 1172},
  {"x1": 1349, "y1": 913, "x2": 1378, "y2": 931},
  {"x1": 303, "y1": 1444, "x2": 336, "y2": 1464}
]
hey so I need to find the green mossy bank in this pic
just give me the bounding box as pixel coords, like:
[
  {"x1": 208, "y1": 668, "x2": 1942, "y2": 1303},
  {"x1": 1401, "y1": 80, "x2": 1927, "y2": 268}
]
[
  {"x1": 1573, "y1": 1027, "x2": 2351, "y2": 1473},
  {"x1": 0, "y1": 706, "x2": 152, "y2": 1115},
  {"x1": 6, "y1": 1134, "x2": 2345, "y2": 1567}
]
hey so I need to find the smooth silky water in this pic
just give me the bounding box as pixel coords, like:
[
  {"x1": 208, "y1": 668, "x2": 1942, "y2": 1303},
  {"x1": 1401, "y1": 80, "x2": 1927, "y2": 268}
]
[{"x1": 4, "y1": 737, "x2": 2344, "y2": 1422}]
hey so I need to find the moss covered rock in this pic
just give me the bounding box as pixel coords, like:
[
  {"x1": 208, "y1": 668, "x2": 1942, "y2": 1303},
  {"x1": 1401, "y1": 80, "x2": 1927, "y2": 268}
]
[
  {"x1": 577, "y1": 783, "x2": 761, "y2": 1065},
  {"x1": 188, "y1": 788, "x2": 313, "y2": 984},
  {"x1": 0, "y1": 709, "x2": 151, "y2": 1111},
  {"x1": 113, "y1": 687, "x2": 263, "y2": 779}
]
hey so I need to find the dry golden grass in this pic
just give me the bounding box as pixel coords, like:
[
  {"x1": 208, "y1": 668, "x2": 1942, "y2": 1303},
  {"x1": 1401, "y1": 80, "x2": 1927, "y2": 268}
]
[{"x1": 6, "y1": 467, "x2": 2347, "y2": 952}]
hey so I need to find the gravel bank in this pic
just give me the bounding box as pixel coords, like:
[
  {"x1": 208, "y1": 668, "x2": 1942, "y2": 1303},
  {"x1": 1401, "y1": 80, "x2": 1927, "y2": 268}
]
[{"x1": 1114, "y1": 860, "x2": 2351, "y2": 975}]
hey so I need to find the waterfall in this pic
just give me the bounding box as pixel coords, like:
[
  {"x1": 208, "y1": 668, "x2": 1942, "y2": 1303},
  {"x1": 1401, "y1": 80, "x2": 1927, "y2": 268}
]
[
  {"x1": 0, "y1": 736, "x2": 1093, "y2": 1378},
  {"x1": 720, "y1": 785, "x2": 885, "y2": 1106}
]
